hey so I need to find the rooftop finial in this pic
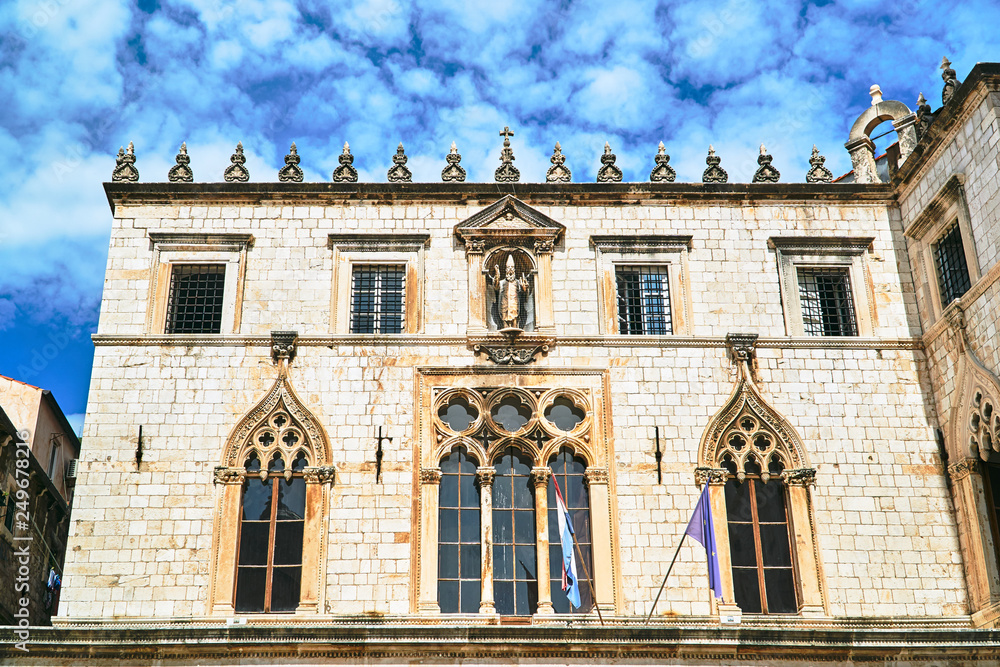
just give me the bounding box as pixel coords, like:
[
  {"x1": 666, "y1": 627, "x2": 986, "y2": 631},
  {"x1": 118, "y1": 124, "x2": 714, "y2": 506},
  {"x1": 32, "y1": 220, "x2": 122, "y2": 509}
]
[
  {"x1": 167, "y1": 141, "x2": 193, "y2": 182},
  {"x1": 703, "y1": 145, "x2": 727, "y2": 183},
  {"x1": 387, "y1": 142, "x2": 412, "y2": 183},
  {"x1": 916, "y1": 92, "x2": 935, "y2": 139},
  {"x1": 494, "y1": 126, "x2": 520, "y2": 182},
  {"x1": 546, "y1": 141, "x2": 571, "y2": 183},
  {"x1": 111, "y1": 141, "x2": 139, "y2": 182},
  {"x1": 224, "y1": 141, "x2": 249, "y2": 182},
  {"x1": 649, "y1": 141, "x2": 675, "y2": 182},
  {"x1": 442, "y1": 141, "x2": 466, "y2": 182},
  {"x1": 869, "y1": 84, "x2": 883, "y2": 106},
  {"x1": 332, "y1": 141, "x2": 358, "y2": 182},
  {"x1": 753, "y1": 144, "x2": 780, "y2": 183},
  {"x1": 805, "y1": 145, "x2": 833, "y2": 183},
  {"x1": 596, "y1": 142, "x2": 623, "y2": 182},
  {"x1": 941, "y1": 56, "x2": 961, "y2": 105},
  {"x1": 278, "y1": 142, "x2": 304, "y2": 182}
]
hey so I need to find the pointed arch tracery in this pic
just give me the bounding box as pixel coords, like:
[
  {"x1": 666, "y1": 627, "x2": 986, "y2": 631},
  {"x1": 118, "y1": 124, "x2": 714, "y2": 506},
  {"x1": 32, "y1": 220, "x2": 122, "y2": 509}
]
[
  {"x1": 950, "y1": 329, "x2": 1000, "y2": 462},
  {"x1": 223, "y1": 376, "x2": 331, "y2": 471}
]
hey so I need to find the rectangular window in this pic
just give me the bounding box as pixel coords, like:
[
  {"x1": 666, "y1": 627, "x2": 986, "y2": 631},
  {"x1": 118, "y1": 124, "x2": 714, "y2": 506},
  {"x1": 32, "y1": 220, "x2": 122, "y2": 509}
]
[
  {"x1": 350, "y1": 265, "x2": 405, "y2": 334},
  {"x1": 934, "y1": 223, "x2": 972, "y2": 305},
  {"x1": 165, "y1": 264, "x2": 226, "y2": 334},
  {"x1": 615, "y1": 266, "x2": 672, "y2": 335},
  {"x1": 796, "y1": 267, "x2": 858, "y2": 337}
]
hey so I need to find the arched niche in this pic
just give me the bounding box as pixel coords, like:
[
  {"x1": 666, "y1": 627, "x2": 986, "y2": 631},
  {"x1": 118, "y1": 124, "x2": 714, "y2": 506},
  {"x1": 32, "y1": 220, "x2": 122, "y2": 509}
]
[{"x1": 844, "y1": 93, "x2": 918, "y2": 183}]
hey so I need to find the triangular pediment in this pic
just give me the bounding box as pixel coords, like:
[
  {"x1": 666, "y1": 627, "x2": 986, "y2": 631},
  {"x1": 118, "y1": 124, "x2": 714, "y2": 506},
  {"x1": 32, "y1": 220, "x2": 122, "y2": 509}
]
[{"x1": 455, "y1": 196, "x2": 565, "y2": 242}]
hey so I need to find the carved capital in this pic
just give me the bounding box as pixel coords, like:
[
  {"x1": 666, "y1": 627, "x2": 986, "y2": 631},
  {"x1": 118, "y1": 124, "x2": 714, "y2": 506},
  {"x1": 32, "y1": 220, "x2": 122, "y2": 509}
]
[
  {"x1": 271, "y1": 330, "x2": 298, "y2": 365},
  {"x1": 420, "y1": 467, "x2": 442, "y2": 485},
  {"x1": 213, "y1": 466, "x2": 245, "y2": 485},
  {"x1": 584, "y1": 468, "x2": 609, "y2": 486},
  {"x1": 533, "y1": 239, "x2": 554, "y2": 254},
  {"x1": 781, "y1": 468, "x2": 817, "y2": 487},
  {"x1": 303, "y1": 465, "x2": 336, "y2": 484},
  {"x1": 465, "y1": 239, "x2": 486, "y2": 255},
  {"x1": 530, "y1": 466, "x2": 551, "y2": 488},
  {"x1": 475, "y1": 466, "x2": 496, "y2": 490},
  {"x1": 949, "y1": 457, "x2": 980, "y2": 482},
  {"x1": 726, "y1": 333, "x2": 758, "y2": 363},
  {"x1": 694, "y1": 467, "x2": 728, "y2": 487},
  {"x1": 945, "y1": 302, "x2": 966, "y2": 332}
]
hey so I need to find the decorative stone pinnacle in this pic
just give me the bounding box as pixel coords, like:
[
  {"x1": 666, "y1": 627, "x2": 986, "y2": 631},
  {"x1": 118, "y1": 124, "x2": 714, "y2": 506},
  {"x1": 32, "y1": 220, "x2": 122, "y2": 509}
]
[
  {"x1": 441, "y1": 141, "x2": 466, "y2": 182},
  {"x1": 223, "y1": 142, "x2": 249, "y2": 182},
  {"x1": 917, "y1": 92, "x2": 927, "y2": 106},
  {"x1": 702, "y1": 145, "x2": 728, "y2": 183},
  {"x1": 650, "y1": 141, "x2": 676, "y2": 182},
  {"x1": 869, "y1": 84, "x2": 883, "y2": 106},
  {"x1": 753, "y1": 145, "x2": 780, "y2": 183},
  {"x1": 278, "y1": 142, "x2": 304, "y2": 182},
  {"x1": 805, "y1": 145, "x2": 833, "y2": 183},
  {"x1": 546, "y1": 141, "x2": 571, "y2": 183},
  {"x1": 494, "y1": 125, "x2": 520, "y2": 182},
  {"x1": 167, "y1": 142, "x2": 193, "y2": 182},
  {"x1": 915, "y1": 93, "x2": 935, "y2": 139},
  {"x1": 941, "y1": 56, "x2": 952, "y2": 70},
  {"x1": 332, "y1": 141, "x2": 358, "y2": 182},
  {"x1": 387, "y1": 142, "x2": 412, "y2": 183},
  {"x1": 111, "y1": 141, "x2": 139, "y2": 182},
  {"x1": 940, "y1": 56, "x2": 961, "y2": 106},
  {"x1": 596, "y1": 142, "x2": 623, "y2": 182}
]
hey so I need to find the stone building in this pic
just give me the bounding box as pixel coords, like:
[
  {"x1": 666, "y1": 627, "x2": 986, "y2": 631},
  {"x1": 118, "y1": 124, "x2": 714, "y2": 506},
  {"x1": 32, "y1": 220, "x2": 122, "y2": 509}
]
[
  {"x1": 0, "y1": 377, "x2": 80, "y2": 626},
  {"x1": 6, "y1": 61, "x2": 1000, "y2": 663}
]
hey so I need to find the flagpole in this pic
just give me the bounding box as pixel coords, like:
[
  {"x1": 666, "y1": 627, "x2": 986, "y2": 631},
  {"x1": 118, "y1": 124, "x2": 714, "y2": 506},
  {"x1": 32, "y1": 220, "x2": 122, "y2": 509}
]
[
  {"x1": 572, "y1": 538, "x2": 604, "y2": 625},
  {"x1": 643, "y1": 533, "x2": 686, "y2": 626}
]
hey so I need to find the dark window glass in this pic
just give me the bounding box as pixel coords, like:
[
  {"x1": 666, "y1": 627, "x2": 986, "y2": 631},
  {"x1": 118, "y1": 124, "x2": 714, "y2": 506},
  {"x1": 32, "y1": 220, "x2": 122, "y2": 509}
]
[
  {"x1": 544, "y1": 397, "x2": 585, "y2": 432},
  {"x1": 491, "y1": 395, "x2": 531, "y2": 433},
  {"x1": 235, "y1": 476, "x2": 305, "y2": 612},
  {"x1": 438, "y1": 447, "x2": 481, "y2": 613},
  {"x1": 982, "y1": 461, "x2": 1000, "y2": 572},
  {"x1": 935, "y1": 223, "x2": 972, "y2": 305},
  {"x1": 725, "y1": 474, "x2": 796, "y2": 614},
  {"x1": 165, "y1": 264, "x2": 226, "y2": 334},
  {"x1": 616, "y1": 266, "x2": 672, "y2": 335},
  {"x1": 350, "y1": 265, "x2": 405, "y2": 334},
  {"x1": 493, "y1": 446, "x2": 537, "y2": 615},
  {"x1": 797, "y1": 267, "x2": 857, "y2": 337},
  {"x1": 547, "y1": 448, "x2": 593, "y2": 613}
]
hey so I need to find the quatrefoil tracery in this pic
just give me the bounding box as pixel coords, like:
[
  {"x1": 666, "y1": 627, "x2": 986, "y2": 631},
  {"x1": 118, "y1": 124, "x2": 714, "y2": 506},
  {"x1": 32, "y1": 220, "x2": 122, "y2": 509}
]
[
  {"x1": 717, "y1": 409, "x2": 788, "y2": 483},
  {"x1": 241, "y1": 406, "x2": 313, "y2": 481},
  {"x1": 970, "y1": 388, "x2": 1000, "y2": 460}
]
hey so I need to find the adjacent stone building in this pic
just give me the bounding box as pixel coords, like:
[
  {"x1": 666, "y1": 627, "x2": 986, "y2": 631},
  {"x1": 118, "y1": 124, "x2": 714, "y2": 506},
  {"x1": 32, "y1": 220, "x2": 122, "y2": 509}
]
[{"x1": 5, "y1": 61, "x2": 1000, "y2": 663}]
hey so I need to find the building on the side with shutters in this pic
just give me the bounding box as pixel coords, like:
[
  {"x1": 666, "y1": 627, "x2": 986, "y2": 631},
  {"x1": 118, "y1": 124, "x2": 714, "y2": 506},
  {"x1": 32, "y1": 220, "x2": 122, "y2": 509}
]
[{"x1": 5, "y1": 60, "x2": 1000, "y2": 664}]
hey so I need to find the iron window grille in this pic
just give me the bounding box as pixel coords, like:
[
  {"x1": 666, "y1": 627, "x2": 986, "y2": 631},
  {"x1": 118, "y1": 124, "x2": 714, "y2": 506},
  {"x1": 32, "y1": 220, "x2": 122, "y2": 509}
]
[
  {"x1": 350, "y1": 265, "x2": 405, "y2": 334},
  {"x1": 934, "y1": 223, "x2": 972, "y2": 306},
  {"x1": 165, "y1": 264, "x2": 226, "y2": 334},
  {"x1": 796, "y1": 267, "x2": 858, "y2": 337},
  {"x1": 615, "y1": 266, "x2": 672, "y2": 335}
]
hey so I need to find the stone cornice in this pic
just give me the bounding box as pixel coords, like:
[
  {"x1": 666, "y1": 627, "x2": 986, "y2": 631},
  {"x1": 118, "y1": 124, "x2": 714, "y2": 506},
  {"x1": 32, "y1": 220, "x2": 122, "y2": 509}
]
[
  {"x1": 327, "y1": 233, "x2": 431, "y2": 252},
  {"x1": 103, "y1": 182, "x2": 894, "y2": 214},
  {"x1": 91, "y1": 333, "x2": 924, "y2": 350},
  {"x1": 767, "y1": 235, "x2": 875, "y2": 255},
  {"x1": 15, "y1": 619, "x2": 999, "y2": 661},
  {"x1": 903, "y1": 173, "x2": 966, "y2": 240},
  {"x1": 590, "y1": 234, "x2": 693, "y2": 252},
  {"x1": 922, "y1": 259, "x2": 1000, "y2": 347},
  {"x1": 147, "y1": 231, "x2": 254, "y2": 252}
]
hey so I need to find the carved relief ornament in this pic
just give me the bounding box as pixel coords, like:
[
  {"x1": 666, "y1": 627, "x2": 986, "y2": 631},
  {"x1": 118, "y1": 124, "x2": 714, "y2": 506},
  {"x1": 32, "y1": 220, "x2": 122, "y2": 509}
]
[{"x1": 946, "y1": 303, "x2": 1000, "y2": 462}]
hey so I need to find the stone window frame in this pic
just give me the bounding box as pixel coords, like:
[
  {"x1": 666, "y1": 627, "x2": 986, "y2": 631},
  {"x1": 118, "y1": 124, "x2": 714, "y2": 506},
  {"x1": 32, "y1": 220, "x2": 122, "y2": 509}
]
[
  {"x1": 903, "y1": 174, "x2": 982, "y2": 324},
  {"x1": 769, "y1": 236, "x2": 876, "y2": 338},
  {"x1": 146, "y1": 233, "x2": 253, "y2": 335},
  {"x1": 590, "y1": 235, "x2": 694, "y2": 336},
  {"x1": 328, "y1": 234, "x2": 430, "y2": 335},
  {"x1": 414, "y1": 368, "x2": 620, "y2": 617}
]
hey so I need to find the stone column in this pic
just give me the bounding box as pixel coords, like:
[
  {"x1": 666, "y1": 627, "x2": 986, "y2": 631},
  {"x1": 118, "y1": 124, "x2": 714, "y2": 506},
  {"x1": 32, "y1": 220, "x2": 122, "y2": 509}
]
[
  {"x1": 531, "y1": 467, "x2": 554, "y2": 615},
  {"x1": 585, "y1": 467, "x2": 614, "y2": 613},
  {"x1": 949, "y1": 459, "x2": 1000, "y2": 624},
  {"x1": 298, "y1": 466, "x2": 335, "y2": 614},
  {"x1": 892, "y1": 113, "x2": 919, "y2": 165},
  {"x1": 782, "y1": 468, "x2": 825, "y2": 617},
  {"x1": 418, "y1": 467, "x2": 442, "y2": 614},
  {"x1": 844, "y1": 136, "x2": 879, "y2": 184},
  {"x1": 211, "y1": 467, "x2": 245, "y2": 614},
  {"x1": 476, "y1": 466, "x2": 497, "y2": 614},
  {"x1": 534, "y1": 240, "x2": 556, "y2": 335},
  {"x1": 697, "y1": 468, "x2": 739, "y2": 617},
  {"x1": 465, "y1": 240, "x2": 487, "y2": 334}
]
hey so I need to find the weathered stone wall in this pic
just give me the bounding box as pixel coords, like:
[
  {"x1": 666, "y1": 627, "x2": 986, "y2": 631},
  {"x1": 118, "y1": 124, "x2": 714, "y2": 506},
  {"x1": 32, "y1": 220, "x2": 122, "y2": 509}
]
[{"x1": 61, "y1": 191, "x2": 969, "y2": 621}]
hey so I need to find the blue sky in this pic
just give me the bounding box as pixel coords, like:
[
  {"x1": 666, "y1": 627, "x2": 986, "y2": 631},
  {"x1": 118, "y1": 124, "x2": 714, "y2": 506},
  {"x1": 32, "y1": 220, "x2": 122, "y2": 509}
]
[{"x1": 0, "y1": 0, "x2": 998, "y2": 434}]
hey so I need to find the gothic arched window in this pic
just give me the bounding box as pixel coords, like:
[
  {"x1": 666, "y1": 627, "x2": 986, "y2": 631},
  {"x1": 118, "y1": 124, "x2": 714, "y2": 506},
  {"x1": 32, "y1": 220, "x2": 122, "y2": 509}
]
[
  {"x1": 438, "y1": 447, "x2": 481, "y2": 613},
  {"x1": 548, "y1": 448, "x2": 593, "y2": 613},
  {"x1": 493, "y1": 445, "x2": 537, "y2": 615}
]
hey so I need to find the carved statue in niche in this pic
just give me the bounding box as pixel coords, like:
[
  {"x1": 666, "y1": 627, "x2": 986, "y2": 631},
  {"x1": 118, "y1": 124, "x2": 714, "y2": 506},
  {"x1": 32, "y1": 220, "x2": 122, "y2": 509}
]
[
  {"x1": 486, "y1": 251, "x2": 534, "y2": 333},
  {"x1": 492, "y1": 255, "x2": 530, "y2": 332}
]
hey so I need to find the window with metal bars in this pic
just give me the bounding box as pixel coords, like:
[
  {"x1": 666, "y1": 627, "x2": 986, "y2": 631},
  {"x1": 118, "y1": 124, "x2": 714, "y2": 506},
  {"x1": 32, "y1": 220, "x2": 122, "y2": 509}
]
[
  {"x1": 350, "y1": 265, "x2": 405, "y2": 334},
  {"x1": 796, "y1": 267, "x2": 857, "y2": 337},
  {"x1": 934, "y1": 223, "x2": 972, "y2": 305},
  {"x1": 165, "y1": 264, "x2": 226, "y2": 334},
  {"x1": 615, "y1": 266, "x2": 672, "y2": 335}
]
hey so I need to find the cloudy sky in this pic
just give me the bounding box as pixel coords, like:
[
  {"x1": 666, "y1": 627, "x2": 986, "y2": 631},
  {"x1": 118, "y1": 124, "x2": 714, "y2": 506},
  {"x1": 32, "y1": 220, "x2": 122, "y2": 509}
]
[{"x1": 0, "y1": 0, "x2": 997, "y2": 433}]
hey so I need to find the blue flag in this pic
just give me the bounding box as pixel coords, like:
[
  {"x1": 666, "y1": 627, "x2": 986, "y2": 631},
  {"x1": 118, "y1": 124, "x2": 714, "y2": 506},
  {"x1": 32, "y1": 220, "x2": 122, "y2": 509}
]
[
  {"x1": 553, "y1": 478, "x2": 582, "y2": 609},
  {"x1": 684, "y1": 486, "x2": 723, "y2": 600}
]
